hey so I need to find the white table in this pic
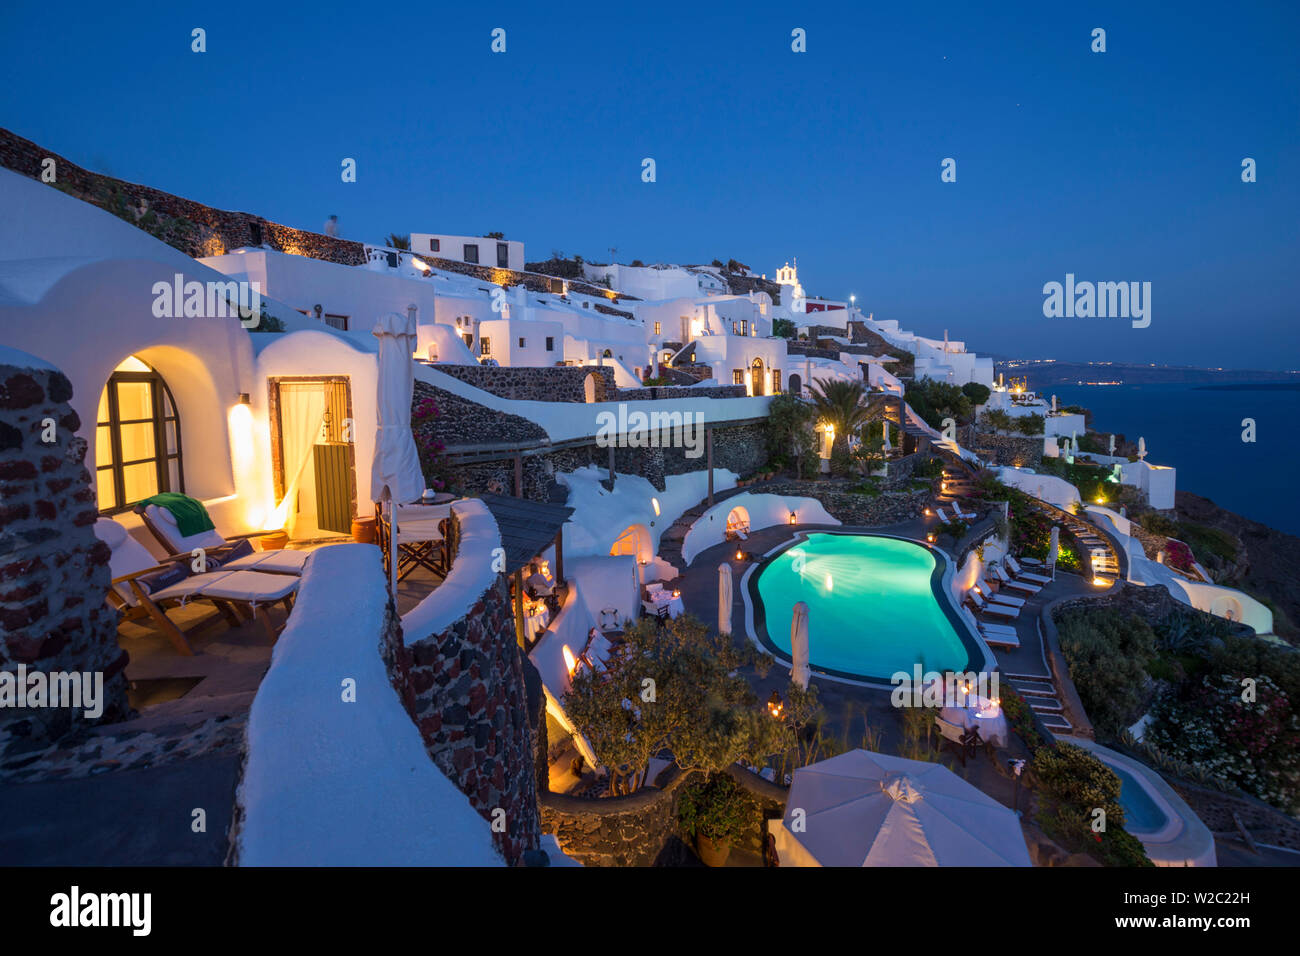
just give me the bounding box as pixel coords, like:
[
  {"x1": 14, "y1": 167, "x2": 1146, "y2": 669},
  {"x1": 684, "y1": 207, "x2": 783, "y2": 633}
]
[
  {"x1": 940, "y1": 697, "x2": 1008, "y2": 748},
  {"x1": 643, "y1": 593, "x2": 685, "y2": 619},
  {"x1": 524, "y1": 604, "x2": 550, "y2": 637}
]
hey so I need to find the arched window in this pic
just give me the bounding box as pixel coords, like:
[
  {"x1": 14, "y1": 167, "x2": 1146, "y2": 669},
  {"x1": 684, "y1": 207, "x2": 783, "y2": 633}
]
[{"x1": 96, "y1": 356, "x2": 184, "y2": 513}]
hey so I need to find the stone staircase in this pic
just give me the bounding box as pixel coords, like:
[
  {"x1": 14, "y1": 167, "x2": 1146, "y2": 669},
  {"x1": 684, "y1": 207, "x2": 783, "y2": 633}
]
[
  {"x1": 1002, "y1": 672, "x2": 1073, "y2": 735},
  {"x1": 1024, "y1": 499, "x2": 1122, "y2": 578},
  {"x1": 656, "y1": 485, "x2": 751, "y2": 572}
]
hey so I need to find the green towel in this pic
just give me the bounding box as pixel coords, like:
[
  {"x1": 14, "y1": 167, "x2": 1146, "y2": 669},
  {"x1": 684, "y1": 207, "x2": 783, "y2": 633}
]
[{"x1": 142, "y1": 492, "x2": 215, "y2": 537}]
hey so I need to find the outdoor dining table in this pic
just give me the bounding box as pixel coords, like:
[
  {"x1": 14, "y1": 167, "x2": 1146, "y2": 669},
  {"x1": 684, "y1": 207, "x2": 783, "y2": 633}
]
[
  {"x1": 939, "y1": 696, "x2": 1009, "y2": 748},
  {"x1": 643, "y1": 591, "x2": 685, "y2": 620},
  {"x1": 524, "y1": 602, "x2": 550, "y2": 637}
]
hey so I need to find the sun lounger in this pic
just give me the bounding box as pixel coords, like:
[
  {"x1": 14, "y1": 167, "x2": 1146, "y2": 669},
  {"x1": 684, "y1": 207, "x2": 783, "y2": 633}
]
[
  {"x1": 976, "y1": 575, "x2": 1025, "y2": 607},
  {"x1": 96, "y1": 518, "x2": 299, "y2": 654},
  {"x1": 934, "y1": 506, "x2": 952, "y2": 522},
  {"x1": 966, "y1": 591, "x2": 1020, "y2": 620},
  {"x1": 137, "y1": 497, "x2": 309, "y2": 575},
  {"x1": 1006, "y1": 555, "x2": 1051, "y2": 585},
  {"x1": 980, "y1": 621, "x2": 1019, "y2": 635},
  {"x1": 951, "y1": 503, "x2": 976, "y2": 520},
  {"x1": 991, "y1": 565, "x2": 1040, "y2": 595},
  {"x1": 981, "y1": 631, "x2": 1020, "y2": 648}
]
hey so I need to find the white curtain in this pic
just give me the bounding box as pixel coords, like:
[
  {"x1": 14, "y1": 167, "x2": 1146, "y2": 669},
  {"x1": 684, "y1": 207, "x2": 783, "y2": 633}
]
[{"x1": 276, "y1": 385, "x2": 327, "y2": 539}]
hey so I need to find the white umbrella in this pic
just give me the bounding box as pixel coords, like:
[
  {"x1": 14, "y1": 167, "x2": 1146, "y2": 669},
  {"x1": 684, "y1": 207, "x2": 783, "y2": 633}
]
[
  {"x1": 717, "y1": 563, "x2": 733, "y2": 636},
  {"x1": 790, "y1": 600, "x2": 811, "y2": 689},
  {"x1": 881, "y1": 423, "x2": 892, "y2": 453},
  {"x1": 1137, "y1": 436, "x2": 1147, "y2": 460},
  {"x1": 370, "y1": 311, "x2": 425, "y2": 595},
  {"x1": 1051, "y1": 394, "x2": 1057, "y2": 413},
  {"x1": 1108, "y1": 433, "x2": 1116, "y2": 455},
  {"x1": 773, "y1": 750, "x2": 1032, "y2": 866}
]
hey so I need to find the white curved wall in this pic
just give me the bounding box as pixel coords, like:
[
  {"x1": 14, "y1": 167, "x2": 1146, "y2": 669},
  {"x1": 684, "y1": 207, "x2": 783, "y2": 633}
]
[{"x1": 681, "y1": 492, "x2": 838, "y2": 566}]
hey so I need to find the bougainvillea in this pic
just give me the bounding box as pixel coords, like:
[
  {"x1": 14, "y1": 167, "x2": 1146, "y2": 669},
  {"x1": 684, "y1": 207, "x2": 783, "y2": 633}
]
[
  {"x1": 1164, "y1": 539, "x2": 1195, "y2": 573},
  {"x1": 412, "y1": 396, "x2": 448, "y2": 491}
]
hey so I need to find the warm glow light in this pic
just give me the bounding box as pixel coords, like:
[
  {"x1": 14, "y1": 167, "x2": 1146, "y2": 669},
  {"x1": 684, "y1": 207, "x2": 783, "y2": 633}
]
[
  {"x1": 926, "y1": 533, "x2": 936, "y2": 543},
  {"x1": 1092, "y1": 577, "x2": 1111, "y2": 587},
  {"x1": 562, "y1": 644, "x2": 577, "y2": 676},
  {"x1": 735, "y1": 549, "x2": 744, "y2": 561},
  {"x1": 789, "y1": 511, "x2": 797, "y2": 524},
  {"x1": 651, "y1": 497, "x2": 660, "y2": 516}
]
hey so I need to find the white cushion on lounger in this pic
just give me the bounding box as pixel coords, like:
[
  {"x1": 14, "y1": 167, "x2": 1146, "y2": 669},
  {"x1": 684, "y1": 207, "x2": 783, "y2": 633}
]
[
  {"x1": 151, "y1": 569, "x2": 297, "y2": 605},
  {"x1": 224, "y1": 550, "x2": 310, "y2": 575},
  {"x1": 977, "y1": 577, "x2": 1025, "y2": 607},
  {"x1": 983, "y1": 632, "x2": 1020, "y2": 648},
  {"x1": 95, "y1": 518, "x2": 165, "y2": 603},
  {"x1": 145, "y1": 503, "x2": 227, "y2": 552}
]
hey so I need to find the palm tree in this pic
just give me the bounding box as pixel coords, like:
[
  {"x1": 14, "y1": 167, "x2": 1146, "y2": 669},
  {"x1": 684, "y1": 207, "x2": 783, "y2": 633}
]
[
  {"x1": 808, "y1": 378, "x2": 870, "y2": 458},
  {"x1": 386, "y1": 233, "x2": 410, "y2": 251}
]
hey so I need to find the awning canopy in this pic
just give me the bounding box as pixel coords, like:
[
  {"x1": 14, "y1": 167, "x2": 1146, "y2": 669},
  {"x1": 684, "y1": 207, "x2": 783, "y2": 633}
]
[{"x1": 477, "y1": 494, "x2": 574, "y2": 575}]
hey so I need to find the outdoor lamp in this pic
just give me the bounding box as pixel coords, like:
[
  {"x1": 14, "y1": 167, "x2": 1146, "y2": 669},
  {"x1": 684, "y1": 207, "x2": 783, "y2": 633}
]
[
  {"x1": 767, "y1": 690, "x2": 785, "y2": 720},
  {"x1": 789, "y1": 511, "x2": 797, "y2": 525}
]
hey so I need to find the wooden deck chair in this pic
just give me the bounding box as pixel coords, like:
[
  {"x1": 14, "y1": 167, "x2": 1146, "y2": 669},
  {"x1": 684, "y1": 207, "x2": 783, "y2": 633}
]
[
  {"x1": 136, "y1": 498, "x2": 309, "y2": 575},
  {"x1": 96, "y1": 519, "x2": 299, "y2": 654}
]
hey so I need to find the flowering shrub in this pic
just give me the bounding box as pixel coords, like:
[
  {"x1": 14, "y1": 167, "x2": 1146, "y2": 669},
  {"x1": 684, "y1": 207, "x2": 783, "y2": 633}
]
[
  {"x1": 1146, "y1": 673, "x2": 1300, "y2": 813},
  {"x1": 412, "y1": 397, "x2": 448, "y2": 491},
  {"x1": 1164, "y1": 539, "x2": 1195, "y2": 573}
]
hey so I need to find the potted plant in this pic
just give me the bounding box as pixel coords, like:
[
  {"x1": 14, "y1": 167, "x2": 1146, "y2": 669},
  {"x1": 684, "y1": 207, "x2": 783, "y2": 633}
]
[{"x1": 677, "y1": 772, "x2": 756, "y2": 867}]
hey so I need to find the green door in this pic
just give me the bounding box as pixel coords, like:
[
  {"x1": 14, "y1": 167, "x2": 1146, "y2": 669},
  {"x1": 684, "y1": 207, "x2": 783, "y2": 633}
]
[{"x1": 313, "y1": 442, "x2": 351, "y2": 534}]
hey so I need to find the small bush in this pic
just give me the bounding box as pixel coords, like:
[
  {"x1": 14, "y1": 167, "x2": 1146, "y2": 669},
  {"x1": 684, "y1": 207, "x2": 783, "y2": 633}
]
[{"x1": 677, "y1": 773, "x2": 757, "y2": 844}]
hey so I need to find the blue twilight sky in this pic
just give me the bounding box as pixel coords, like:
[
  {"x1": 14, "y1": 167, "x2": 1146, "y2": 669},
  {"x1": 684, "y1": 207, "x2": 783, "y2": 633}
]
[{"x1": 2, "y1": 1, "x2": 1297, "y2": 369}]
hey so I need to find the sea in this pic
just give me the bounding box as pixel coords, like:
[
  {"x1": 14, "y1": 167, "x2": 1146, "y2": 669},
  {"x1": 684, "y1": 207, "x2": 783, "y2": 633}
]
[{"x1": 1044, "y1": 383, "x2": 1295, "y2": 537}]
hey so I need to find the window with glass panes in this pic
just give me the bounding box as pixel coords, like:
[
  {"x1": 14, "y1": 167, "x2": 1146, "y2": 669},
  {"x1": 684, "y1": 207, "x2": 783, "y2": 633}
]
[{"x1": 95, "y1": 357, "x2": 183, "y2": 513}]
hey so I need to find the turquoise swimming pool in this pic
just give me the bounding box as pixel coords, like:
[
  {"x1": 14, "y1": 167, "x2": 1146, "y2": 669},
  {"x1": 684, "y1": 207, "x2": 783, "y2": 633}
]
[{"x1": 750, "y1": 533, "x2": 980, "y2": 683}]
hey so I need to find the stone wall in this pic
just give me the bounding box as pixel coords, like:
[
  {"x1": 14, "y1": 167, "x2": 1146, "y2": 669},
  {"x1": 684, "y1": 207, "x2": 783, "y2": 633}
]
[
  {"x1": 423, "y1": 256, "x2": 639, "y2": 305},
  {"x1": 0, "y1": 358, "x2": 130, "y2": 755},
  {"x1": 0, "y1": 127, "x2": 366, "y2": 265},
  {"x1": 786, "y1": 343, "x2": 840, "y2": 360},
  {"x1": 759, "y1": 478, "x2": 929, "y2": 526},
  {"x1": 967, "y1": 428, "x2": 1043, "y2": 469},
  {"x1": 382, "y1": 508, "x2": 541, "y2": 865},
  {"x1": 434, "y1": 365, "x2": 617, "y2": 403},
  {"x1": 413, "y1": 380, "x2": 547, "y2": 451},
  {"x1": 616, "y1": 384, "x2": 746, "y2": 401},
  {"x1": 882, "y1": 450, "x2": 927, "y2": 486},
  {"x1": 657, "y1": 364, "x2": 711, "y2": 385}
]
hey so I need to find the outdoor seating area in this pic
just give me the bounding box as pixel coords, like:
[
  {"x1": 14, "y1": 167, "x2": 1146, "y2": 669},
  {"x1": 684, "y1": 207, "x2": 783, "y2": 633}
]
[
  {"x1": 96, "y1": 517, "x2": 303, "y2": 654},
  {"x1": 642, "y1": 581, "x2": 685, "y2": 620}
]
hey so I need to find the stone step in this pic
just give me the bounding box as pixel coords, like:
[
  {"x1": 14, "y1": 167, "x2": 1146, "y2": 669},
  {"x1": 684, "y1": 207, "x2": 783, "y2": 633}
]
[
  {"x1": 1040, "y1": 713, "x2": 1073, "y2": 732},
  {"x1": 1029, "y1": 697, "x2": 1065, "y2": 714},
  {"x1": 1009, "y1": 679, "x2": 1056, "y2": 698}
]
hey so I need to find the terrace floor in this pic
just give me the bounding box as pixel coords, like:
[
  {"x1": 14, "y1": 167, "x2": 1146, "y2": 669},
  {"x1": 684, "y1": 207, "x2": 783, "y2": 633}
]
[{"x1": 0, "y1": 540, "x2": 330, "y2": 865}]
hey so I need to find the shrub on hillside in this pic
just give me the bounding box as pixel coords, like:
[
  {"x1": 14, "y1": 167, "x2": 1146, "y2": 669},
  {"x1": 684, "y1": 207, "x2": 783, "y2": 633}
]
[
  {"x1": 1033, "y1": 743, "x2": 1153, "y2": 867},
  {"x1": 1146, "y1": 673, "x2": 1300, "y2": 813},
  {"x1": 1056, "y1": 609, "x2": 1157, "y2": 736}
]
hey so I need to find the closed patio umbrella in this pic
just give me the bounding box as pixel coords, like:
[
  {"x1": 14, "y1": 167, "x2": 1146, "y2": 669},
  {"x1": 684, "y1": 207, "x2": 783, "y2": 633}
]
[
  {"x1": 771, "y1": 749, "x2": 1032, "y2": 867},
  {"x1": 1048, "y1": 526, "x2": 1060, "y2": 582},
  {"x1": 790, "y1": 600, "x2": 811, "y2": 689},
  {"x1": 370, "y1": 311, "x2": 425, "y2": 595},
  {"x1": 718, "y1": 563, "x2": 733, "y2": 636}
]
